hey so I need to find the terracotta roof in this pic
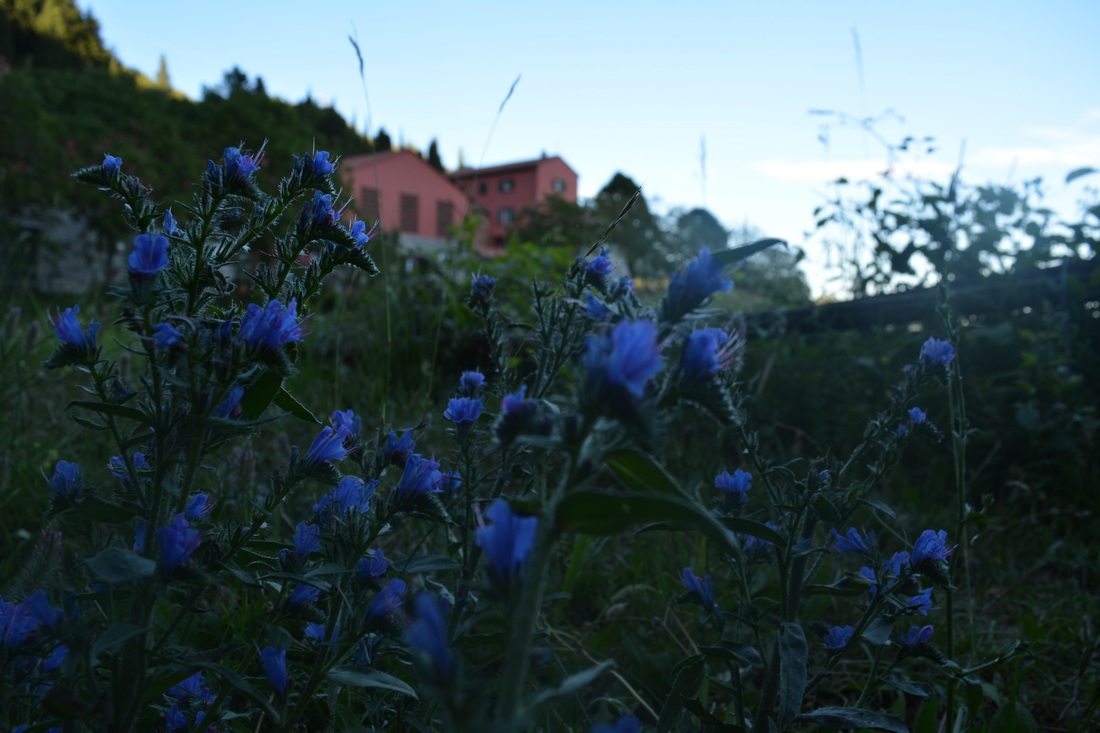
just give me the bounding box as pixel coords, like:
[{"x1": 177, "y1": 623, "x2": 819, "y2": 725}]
[{"x1": 448, "y1": 155, "x2": 574, "y2": 180}]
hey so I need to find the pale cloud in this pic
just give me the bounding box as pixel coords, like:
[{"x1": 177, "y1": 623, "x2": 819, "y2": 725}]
[
  {"x1": 754, "y1": 158, "x2": 954, "y2": 182},
  {"x1": 971, "y1": 138, "x2": 1100, "y2": 168}
]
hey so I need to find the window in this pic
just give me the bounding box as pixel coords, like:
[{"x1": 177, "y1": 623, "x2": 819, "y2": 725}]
[
  {"x1": 497, "y1": 207, "x2": 515, "y2": 224},
  {"x1": 478, "y1": 182, "x2": 488, "y2": 195},
  {"x1": 359, "y1": 187, "x2": 380, "y2": 222},
  {"x1": 399, "y1": 194, "x2": 419, "y2": 233},
  {"x1": 436, "y1": 200, "x2": 455, "y2": 237},
  {"x1": 552, "y1": 178, "x2": 567, "y2": 193},
  {"x1": 498, "y1": 178, "x2": 515, "y2": 193}
]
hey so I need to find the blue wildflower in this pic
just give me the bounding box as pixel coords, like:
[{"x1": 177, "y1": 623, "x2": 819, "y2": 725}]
[
  {"x1": 357, "y1": 548, "x2": 389, "y2": 581},
  {"x1": 133, "y1": 520, "x2": 146, "y2": 554},
  {"x1": 47, "y1": 460, "x2": 83, "y2": 497},
  {"x1": 224, "y1": 146, "x2": 262, "y2": 183},
  {"x1": 368, "y1": 578, "x2": 407, "y2": 618},
  {"x1": 313, "y1": 476, "x2": 376, "y2": 519},
  {"x1": 350, "y1": 218, "x2": 379, "y2": 248},
  {"x1": 831, "y1": 527, "x2": 875, "y2": 555},
  {"x1": 908, "y1": 407, "x2": 927, "y2": 424},
  {"x1": 919, "y1": 338, "x2": 955, "y2": 367},
  {"x1": 310, "y1": 191, "x2": 338, "y2": 228},
  {"x1": 496, "y1": 385, "x2": 540, "y2": 445},
  {"x1": 470, "y1": 274, "x2": 497, "y2": 305},
  {"x1": 153, "y1": 322, "x2": 184, "y2": 349},
  {"x1": 584, "y1": 293, "x2": 611, "y2": 320},
  {"x1": 50, "y1": 305, "x2": 99, "y2": 350},
  {"x1": 42, "y1": 643, "x2": 68, "y2": 673},
  {"x1": 714, "y1": 469, "x2": 751, "y2": 506},
  {"x1": 110, "y1": 452, "x2": 149, "y2": 482},
  {"x1": 102, "y1": 153, "x2": 122, "y2": 174},
  {"x1": 128, "y1": 234, "x2": 170, "y2": 279},
  {"x1": 304, "y1": 425, "x2": 351, "y2": 466},
  {"x1": 163, "y1": 208, "x2": 179, "y2": 236},
  {"x1": 859, "y1": 566, "x2": 878, "y2": 596},
  {"x1": 305, "y1": 620, "x2": 338, "y2": 642},
  {"x1": 260, "y1": 645, "x2": 287, "y2": 697},
  {"x1": 330, "y1": 409, "x2": 360, "y2": 441},
  {"x1": 885, "y1": 551, "x2": 911, "y2": 577},
  {"x1": 898, "y1": 624, "x2": 934, "y2": 647},
  {"x1": 584, "y1": 319, "x2": 662, "y2": 398},
  {"x1": 213, "y1": 385, "x2": 244, "y2": 419},
  {"x1": 156, "y1": 513, "x2": 201, "y2": 574},
  {"x1": 911, "y1": 529, "x2": 953, "y2": 570},
  {"x1": 681, "y1": 328, "x2": 728, "y2": 382},
  {"x1": 593, "y1": 713, "x2": 642, "y2": 733},
  {"x1": 311, "y1": 150, "x2": 335, "y2": 177},
  {"x1": 744, "y1": 521, "x2": 780, "y2": 555},
  {"x1": 396, "y1": 454, "x2": 443, "y2": 497},
  {"x1": 288, "y1": 583, "x2": 320, "y2": 607},
  {"x1": 824, "y1": 625, "x2": 854, "y2": 650},
  {"x1": 587, "y1": 246, "x2": 614, "y2": 283},
  {"x1": 293, "y1": 522, "x2": 321, "y2": 557},
  {"x1": 459, "y1": 370, "x2": 486, "y2": 396},
  {"x1": 165, "y1": 703, "x2": 187, "y2": 732},
  {"x1": 475, "y1": 499, "x2": 538, "y2": 589},
  {"x1": 897, "y1": 424, "x2": 909, "y2": 438},
  {"x1": 23, "y1": 590, "x2": 61, "y2": 630},
  {"x1": 438, "y1": 469, "x2": 463, "y2": 492},
  {"x1": 680, "y1": 567, "x2": 715, "y2": 607},
  {"x1": 385, "y1": 430, "x2": 416, "y2": 466},
  {"x1": 662, "y1": 246, "x2": 733, "y2": 322},
  {"x1": 0, "y1": 598, "x2": 37, "y2": 648},
  {"x1": 444, "y1": 396, "x2": 483, "y2": 426},
  {"x1": 238, "y1": 298, "x2": 304, "y2": 353},
  {"x1": 184, "y1": 493, "x2": 212, "y2": 521},
  {"x1": 169, "y1": 671, "x2": 212, "y2": 703},
  {"x1": 908, "y1": 586, "x2": 934, "y2": 615},
  {"x1": 407, "y1": 592, "x2": 454, "y2": 677}
]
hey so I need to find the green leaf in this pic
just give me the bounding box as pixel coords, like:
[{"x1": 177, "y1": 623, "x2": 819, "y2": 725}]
[
  {"x1": 604, "y1": 449, "x2": 684, "y2": 496},
  {"x1": 777, "y1": 622, "x2": 807, "y2": 728},
  {"x1": 657, "y1": 655, "x2": 705, "y2": 733},
  {"x1": 1065, "y1": 167, "x2": 1097, "y2": 184},
  {"x1": 554, "y1": 490, "x2": 737, "y2": 554},
  {"x1": 721, "y1": 517, "x2": 785, "y2": 545},
  {"x1": 863, "y1": 617, "x2": 896, "y2": 646},
  {"x1": 700, "y1": 641, "x2": 763, "y2": 669},
  {"x1": 859, "y1": 498, "x2": 896, "y2": 519},
  {"x1": 711, "y1": 238, "x2": 787, "y2": 267},
  {"x1": 80, "y1": 496, "x2": 141, "y2": 524},
  {"x1": 883, "y1": 674, "x2": 934, "y2": 699},
  {"x1": 90, "y1": 622, "x2": 147, "y2": 664},
  {"x1": 398, "y1": 554, "x2": 463, "y2": 574},
  {"x1": 273, "y1": 387, "x2": 321, "y2": 424},
  {"x1": 197, "y1": 661, "x2": 281, "y2": 723},
  {"x1": 240, "y1": 370, "x2": 283, "y2": 420},
  {"x1": 85, "y1": 547, "x2": 156, "y2": 583},
  {"x1": 528, "y1": 660, "x2": 613, "y2": 713},
  {"x1": 989, "y1": 701, "x2": 1039, "y2": 733},
  {"x1": 912, "y1": 698, "x2": 938, "y2": 733},
  {"x1": 328, "y1": 666, "x2": 418, "y2": 698},
  {"x1": 792, "y1": 707, "x2": 907, "y2": 732},
  {"x1": 68, "y1": 400, "x2": 148, "y2": 424},
  {"x1": 812, "y1": 495, "x2": 841, "y2": 524}
]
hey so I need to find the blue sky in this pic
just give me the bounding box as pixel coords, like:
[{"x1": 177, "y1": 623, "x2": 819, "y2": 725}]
[{"x1": 79, "y1": 0, "x2": 1099, "y2": 295}]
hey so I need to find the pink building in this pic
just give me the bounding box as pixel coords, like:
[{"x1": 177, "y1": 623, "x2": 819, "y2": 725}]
[
  {"x1": 449, "y1": 155, "x2": 578, "y2": 249},
  {"x1": 339, "y1": 150, "x2": 478, "y2": 251}
]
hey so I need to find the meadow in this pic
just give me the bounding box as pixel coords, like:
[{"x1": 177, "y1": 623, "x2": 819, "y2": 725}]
[{"x1": 0, "y1": 146, "x2": 1097, "y2": 733}]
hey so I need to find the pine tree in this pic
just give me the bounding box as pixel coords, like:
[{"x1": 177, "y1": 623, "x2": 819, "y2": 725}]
[
  {"x1": 426, "y1": 139, "x2": 444, "y2": 171},
  {"x1": 155, "y1": 53, "x2": 170, "y2": 90}
]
